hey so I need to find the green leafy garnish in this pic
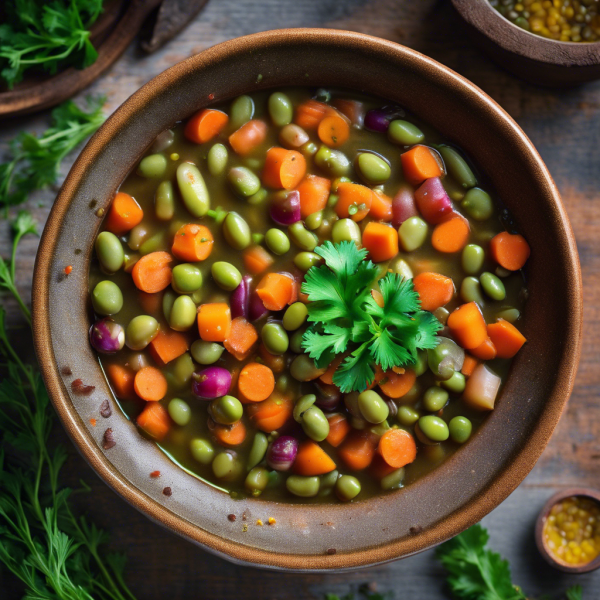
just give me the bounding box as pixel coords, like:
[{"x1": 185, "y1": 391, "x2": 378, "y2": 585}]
[
  {"x1": 301, "y1": 241, "x2": 441, "y2": 393},
  {"x1": 0, "y1": 0, "x2": 104, "y2": 88}
]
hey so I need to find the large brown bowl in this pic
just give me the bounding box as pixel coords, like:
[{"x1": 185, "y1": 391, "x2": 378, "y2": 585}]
[{"x1": 32, "y1": 28, "x2": 582, "y2": 571}]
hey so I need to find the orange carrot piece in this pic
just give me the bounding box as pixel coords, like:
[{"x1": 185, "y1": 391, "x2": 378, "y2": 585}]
[
  {"x1": 378, "y1": 369, "x2": 416, "y2": 399},
  {"x1": 184, "y1": 108, "x2": 229, "y2": 144},
  {"x1": 197, "y1": 303, "x2": 231, "y2": 342},
  {"x1": 105, "y1": 363, "x2": 137, "y2": 401},
  {"x1": 134, "y1": 367, "x2": 168, "y2": 401},
  {"x1": 287, "y1": 274, "x2": 299, "y2": 305},
  {"x1": 223, "y1": 317, "x2": 258, "y2": 361},
  {"x1": 171, "y1": 223, "x2": 214, "y2": 262},
  {"x1": 318, "y1": 114, "x2": 350, "y2": 148},
  {"x1": 137, "y1": 402, "x2": 170, "y2": 441},
  {"x1": 447, "y1": 301, "x2": 488, "y2": 350},
  {"x1": 338, "y1": 430, "x2": 377, "y2": 471},
  {"x1": 369, "y1": 454, "x2": 398, "y2": 479},
  {"x1": 131, "y1": 251, "x2": 173, "y2": 293},
  {"x1": 213, "y1": 420, "x2": 246, "y2": 447},
  {"x1": 138, "y1": 291, "x2": 162, "y2": 315},
  {"x1": 431, "y1": 217, "x2": 470, "y2": 253},
  {"x1": 297, "y1": 174, "x2": 331, "y2": 218},
  {"x1": 149, "y1": 330, "x2": 189, "y2": 365},
  {"x1": 294, "y1": 99, "x2": 331, "y2": 129},
  {"x1": 247, "y1": 392, "x2": 293, "y2": 433},
  {"x1": 461, "y1": 354, "x2": 479, "y2": 377},
  {"x1": 326, "y1": 413, "x2": 351, "y2": 448},
  {"x1": 401, "y1": 145, "x2": 444, "y2": 186},
  {"x1": 293, "y1": 440, "x2": 336, "y2": 475},
  {"x1": 362, "y1": 222, "x2": 399, "y2": 263},
  {"x1": 105, "y1": 192, "x2": 143, "y2": 235},
  {"x1": 237, "y1": 362, "x2": 275, "y2": 403},
  {"x1": 369, "y1": 191, "x2": 393, "y2": 221},
  {"x1": 243, "y1": 245, "x2": 274, "y2": 275},
  {"x1": 487, "y1": 319, "x2": 527, "y2": 358},
  {"x1": 229, "y1": 120, "x2": 268, "y2": 156},
  {"x1": 470, "y1": 336, "x2": 497, "y2": 361},
  {"x1": 258, "y1": 344, "x2": 286, "y2": 373},
  {"x1": 256, "y1": 273, "x2": 294, "y2": 310},
  {"x1": 413, "y1": 272, "x2": 455, "y2": 312},
  {"x1": 378, "y1": 429, "x2": 417, "y2": 469},
  {"x1": 262, "y1": 147, "x2": 306, "y2": 190},
  {"x1": 335, "y1": 182, "x2": 373, "y2": 222},
  {"x1": 319, "y1": 355, "x2": 344, "y2": 385},
  {"x1": 490, "y1": 232, "x2": 531, "y2": 271}
]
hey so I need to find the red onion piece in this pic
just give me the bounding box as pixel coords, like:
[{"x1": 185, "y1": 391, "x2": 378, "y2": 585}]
[
  {"x1": 192, "y1": 366, "x2": 232, "y2": 399},
  {"x1": 89, "y1": 318, "x2": 125, "y2": 354},
  {"x1": 266, "y1": 436, "x2": 299, "y2": 471},
  {"x1": 249, "y1": 290, "x2": 269, "y2": 321},
  {"x1": 314, "y1": 382, "x2": 342, "y2": 412},
  {"x1": 230, "y1": 275, "x2": 251, "y2": 319},
  {"x1": 392, "y1": 185, "x2": 418, "y2": 227},
  {"x1": 364, "y1": 105, "x2": 406, "y2": 133},
  {"x1": 414, "y1": 177, "x2": 454, "y2": 224},
  {"x1": 270, "y1": 190, "x2": 301, "y2": 226}
]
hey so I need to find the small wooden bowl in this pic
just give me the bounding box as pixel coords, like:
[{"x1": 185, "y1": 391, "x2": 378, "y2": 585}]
[
  {"x1": 535, "y1": 488, "x2": 600, "y2": 574},
  {"x1": 451, "y1": 0, "x2": 600, "y2": 87}
]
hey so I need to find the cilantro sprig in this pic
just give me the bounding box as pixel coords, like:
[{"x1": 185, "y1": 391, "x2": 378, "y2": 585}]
[{"x1": 301, "y1": 241, "x2": 441, "y2": 393}]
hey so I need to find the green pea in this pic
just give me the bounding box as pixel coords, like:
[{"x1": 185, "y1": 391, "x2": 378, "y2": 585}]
[
  {"x1": 137, "y1": 153, "x2": 167, "y2": 178},
  {"x1": 169, "y1": 295, "x2": 197, "y2": 331},
  {"x1": 449, "y1": 416, "x2": 472, "y2": 444},
  {"x1": 290, "y1": 354, "x2": 325, "y2": 381},
  {"x1": 300, "y1": 141, "x2": 318, "y2": 158},
  {"x1": 428, "y1": 337, "x2": 465, "y2": 380},
  {"x1": 212, "y1": 452, "x2": 243, "y2": 481},
  {"x1": 247, "y1": 432, "x2": 269, "y2": 470},
  {"x1": 480, "y1": 272, "x2": 506, "y2": 301},
  {"x1": 289, "y1": 327, "x2": 306, "y2": 354},
  {"x1": 261, "y1": 322, "x2": 289, "y2": 355},
  {"x1": 211, "y1": 261, "x2": 242, "y2": 291},
  {"x1": 176, "y1": 162, "x2": 210, "y2": 217},
  {"x1": 335, "y1": 475, "x2": 361, "y2": 501},
  {"x1": 398, "y1": 216, "x2": 428, "y2": 251},
  {"x1": 402, "y1": 382, "x2": 422, "y2": 404},
  {"x1": 496, "y1": 307, "x2": 520, "y2": 323},
  {"x1": 162, "y1": 289, "x2": 176, "y2": 322},
  {"x1": 305, "y1": 210, "x2": 323, "y2": 231},
  {"x1": 154, "y1": 181, "x2": 175, "y2": 221},
  {"x1": 171, "y1": 352, "x2": 195, "y2": 387},
  {"x1": 265, "y1": 228, "x2": 291, "y2": 255},
  {"x1": 314, "y1": 145, "x2": 351, "y2": 177},
  {"x1": 332, "y1": 218, "x2": 361, "y2": 245},
  {"x1": 95, "y1": 231, "x2": 124, "y2": 274},
  {"x1": 293, "y1": 394, "x2": 317, "y2": 423},
  {"x1": 461, "y1": 276, "x2": 485, "y2": 306},
  {"x1": 139, "y1": 231, "x2": 166, "y2": 256},
  {"x1": 327, "y1": 193, "x2": 339, "y2": 208},
  {"x1": 389, "y1": 257, "x2": 413, "y2": 279},
  {"x1": 229, "y1": 95, "x2": 254, "y2": 130},
  {"x1": 461, "y1": 188, "x2": 493, "y2": 220},
  {"x1": 127, "y1": 224, "x2": 148, "y2": 251},
  {"x1": 397, "y1": 406, "x2": 420, "y2": 426},
  {"x1": 356, "y1": 152, "x2": 391, "y2": 185},
  {"x1": 439, "y1": 146, "x2": 477, "y2": 189},
  {"x1": 418, "y1": 415, "x2": 449, "y2": 442},
  {"x1": 423, "y1": 387, "x2": 449, "y2": 412},
  {"x1": 125, "y1": 315, "x2": 159, "y2": 350},
  {"x1": 286, "y1": 475, "x2": 320, "y2": 497},
  {"x1": 318, "y1": 470, "x2": 339, "y2": 497},
  {"x1": 462, "y1": 244, "x2": 485, "y2": 275},
  {"x1": 172, "y1": 263, "x2": 203, "y2": 294},
  {"x1": 222, "y1": 212, "x2": 251, "y2": 250},
  {"x1": 207, "y1": 143, "x2": 228, "y2": 176},
  {"x1": 168, "y1": 398, "x2": 191, "y2": 426},
  {"x1": 275, "y1": 373, "x2": 291, "y2": 393},
  {"x1": 210, "y1": 395, "x2": 243, "y2": 425},
  {"x1": 190, "y1": 438, "x2": 215, "y2": 465},
  {"x1": 245, "y1": 466, "x2": 270, "y2": 496},
  {"x1": 190, "y1": 340, "x2": 224, "y2": 365},
  {"x1": 283, "y1": 302, "x2": 308, "y2": 331},
  {"x1": 91, "y1": 280, "x2": 123, "y2": 315},
  {"x1": 380, "y1": 467, "x2": 405, "y2": 491},
  {"x1": 388, "y1": 120, "x2": 425, "y2": 146},
  {"x1": 288, "y1": 222, "x2": 318, "y2": 251},
  {"x1": 268, "y1": 92, "x2": 293, "y2": 126},
  {"x1": 228, "y1": 166, "x2": 261, "y2": 198},
  {"x1": 413, "y1": 350, "x2": 429, "y2": 377},
  {"x1": 247, "y1": 188, "x2": 268, "y2": 206},
  {"x1": 434, "y1": 307, "x2": 450, "y2": 325},
  {"x1": 294, "y1": 251, "x2": 321, "y2": 272},
  {"x1": 357, "y1": 390, "x2": 389, "y2": 424}
]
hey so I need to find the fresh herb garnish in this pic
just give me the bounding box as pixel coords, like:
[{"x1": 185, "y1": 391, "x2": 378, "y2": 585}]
[
  {"x1": 301, "y1": 241, "x2": 441, "y2": 393},
  {"x1": 0, "y1": 0, "x2": 104, "y2": 88}
]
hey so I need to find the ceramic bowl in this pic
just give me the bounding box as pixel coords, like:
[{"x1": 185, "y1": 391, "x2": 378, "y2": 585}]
[
  {"x1": 32, "y1": 28, "x2": 582, "y2": 571},
  {"x1": 451, "y1": 0, "x2": 600, "y2": 86}
]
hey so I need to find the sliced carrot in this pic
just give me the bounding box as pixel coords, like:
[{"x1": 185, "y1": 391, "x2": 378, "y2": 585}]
[
  {"x1": 297, "y1": 174, "x2": 331, "y2": 218},
  {"x1": 197, "y1": 303, "x2": 232, "y2": 342},
  {"x1": 294, "y1": 99, "x2": 331, "y2": 129},
  {"x1": 338, "y1": 430, "x2": 377, "y2": 471},
  {"x1": 134, "y1": 367, "x2": 168, "y2": 402},
  {"x1": 212, "y1": 420, "x2": 246, "y2": 447},
  {"x1": 223, "y1": 317, "x2": 258, "y2": 361},
  {"x1": 229, "y1": 120, "x2": 267, "y2": 156},
  {"x1": 369, "y1": 454, "x2": 398, "y2": 479},
  {"x1": 378, "y1": 429, "x2": 417, "y2": 469},
  {"x1": 470, "y1": 336, "x2": 497, "y2": 361},
  {"x1": 105, "y1": 363, "x2": 137, "y2": 401},
  {"x1": 171, "y1": 223, "x2": 214, "y2": 262},
  {"x1": 447, "y1": 301, "x2": 488, "y2": 350},
  {"x1": 256, "y1": 273, "x2": 294, "y2": 311},
  {"x1": 461, "y1": 354, "x2": 479, "y2": 377},
  {"x1": 258, "y1": 344, "x2": 286, "y2": 373},
  {"x1": 243, "y1": 245, "x2": 274, "y2": 275},
  {"x1": 412, "y1": 272, "x2": 455, "y2": 312},
  {"x1": 149, "y1": 330, "x2": 189, "y2": 365},
  {"x1": 362, "y1": 222, "x2": 399, "y2": 263},
  {"x1": 487, "y1": 319, "x2": 527, "y2": 358},
  {"x1": 287, "y1": 273, "x2": 300, "y2": 305},
  {"x1": 318, "y1": 114, "x2": 350, "y2": 148},
  {"x1": 184, "y1": 108, "x2": 229, "y2": 144},
  {"x1": 378, "y1": 369, "x2": 416, "y2": 399},
  {"x1": 105, "y1": 192, "x2": 143, "y2": 235},
  {"x1": 401, "y1": 145, "x2": 444, "y2": 186},
  {"x1": 326, "y1": 413, "x2": 351, "y2": 448},
  {"x1": 490, "y1": 232, "x2": 531, "y2": 271},
  {"x1": 319, "y1": 355, "x2": 344, "y2": 385},
  {"x1": 247, "y1": 392, "x2": 293, "y2": 433},
  {"x1": 131, "y1": 251, "x2": 173, "y2": 293},
  {"x1": 237, "y1": 362, "x2": 275, "y2": 403},
  {"x1": 369, "y1": 191, "x2": 393, "y2": 222},
  {"x1": 262, "y1": 147, "x2": 306, "y2": 190},
  {"x1": 335, "y1": 182, "x2": 373, "y2": 222},
  {"x1": 294, "y1": 440, "x2": 336, "y2": 475},
  {"x1": 431, "y1": 217, "x2": 470, "y2": 253},
  {"x1": 137, "y1": 402, "x2": 170, "y2": 441}
]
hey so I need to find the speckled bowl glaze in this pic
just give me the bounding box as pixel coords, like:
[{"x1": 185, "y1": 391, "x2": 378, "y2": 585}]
[
  {"x1": 452, "y1": 0, "x2": 600, "y2": 86},
  {"x1": 32, "y1": 28, "x2": 582, "y2": 571}
]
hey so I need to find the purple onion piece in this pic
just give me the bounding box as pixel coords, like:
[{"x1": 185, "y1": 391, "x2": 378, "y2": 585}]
[
  {"x1": 270, "y1": 190, "x2": 301, "y2": 226},
  {"x1": 230, "y1": 275, "x2": 251, "y2": 319},
  {"x1": 192, "y1": 366, "x2": 232, "y2": 399},
  {"x1": 414, "y1": 177, "x2": 454, "y2": 225},
  {"x1": 266, "y1": 436, "x2": 299, "y2": 471},
  {"x1": 314, "y1": 382, "x2": 342, "y2": 412},
  {"x1": 89, "y1": 318, "x2": 125, "y2": 354},
  {"x1": 392, "y1": 185, "x2": 418, "y2": 227},
  {"x1": 364, "y1": 104, "x2": 406, "y2": 133},
  {"x1": 249, "y1": 290, "x2": 269, "y2": 322}
]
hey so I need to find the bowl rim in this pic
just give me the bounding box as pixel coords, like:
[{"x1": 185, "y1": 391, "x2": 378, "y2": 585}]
[{"x1": 32, "y1": 27, "x2": 583, "y2": 571}]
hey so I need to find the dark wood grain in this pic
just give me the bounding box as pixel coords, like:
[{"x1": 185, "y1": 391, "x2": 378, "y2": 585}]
[{"x1": 1, "y1": 0, "x2": 599, "y2": 597}]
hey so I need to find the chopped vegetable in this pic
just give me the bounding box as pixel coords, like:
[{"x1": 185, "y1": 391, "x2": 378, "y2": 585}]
[
  {"x1": 237, "y1": 362, "x2": 275, "y2": 402},
  {"x1": 487, "y1": 319, "x2": 527, "y2": 358},
  {"x1": 131, "y1": 251, "x2": 173, "y2": 293},
  {"x1": 184, "y1": 108, "x2": 229, "y2": 143},
  {"x1": 400, "y1": 145, "x2": 443, "y2": 185}
]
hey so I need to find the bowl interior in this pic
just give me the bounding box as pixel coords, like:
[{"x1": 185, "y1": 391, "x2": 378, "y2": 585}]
[{"x1": 32, "y1": 28, "x2": 582, "y2": 571}]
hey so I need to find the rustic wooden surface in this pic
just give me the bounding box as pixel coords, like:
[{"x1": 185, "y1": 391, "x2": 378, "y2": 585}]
[{"x1": 2, "y1": 0, "x2": 600, "y2": 597}]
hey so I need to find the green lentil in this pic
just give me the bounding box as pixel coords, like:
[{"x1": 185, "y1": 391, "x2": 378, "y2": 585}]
[
  {"x1": 190, "y1": 438, "x2": 215, "y2": 465},
  {"x1": 397, "y1": 406, "x2": 420, "y2": 426},
  {"x1": 172, "y1": 263, "x2": 203, "y2": 294},
  {"x1": 176, "y1": 162, "x2": 210, "y2": 217},
  {"x1": 265, "y1": 228, "x2": 291, "y2": 255},
  {"x1": 229, "y1": 95, "x2": 254, "y2": 130},
  {"x1": 288, "y1": 222, "x2": 318, "y2": 251},
  {"x1": 212, "y1": 452, "x2": 243, "y2": 481},
  {"x1": 207, "y1": 143, "x2": 229, "y2": 176},
  {"x1": 461, "y1": 276, "x2": 485, "y2": 306},
  {"x1": 169, "y1": 295, "x2": 197, "y2": 331},
  {"x1": 286, "y1": 475, "x2": 320, "y2": 497},
  {"x1": 480, "y1": 272, "x2": 506, "y2": 301},
  {"x1": 332, "y1": 218, "x2": 361, "y2": 245},
  {"x1": 190, "y1": 340, "x2": 224, "y2": 365},
  {"x1": 210, "y1": 395, "x2": 243, "y2": 425},
  {"x1": 211, "y1": 261, "x2": 242, "y2": 291},
  {"x1": 228, "y1": 166, "x2": 261, "y2": 198},
  {"x1": 283, "y1": 302, "x2": 308, "y2": 331},
  {"x1": 125, "y1": 315, "x2": 159, "y2": 350},
  {"x1": 294, "y1": 251, "x2": 321, "y2": 272},
  {"x1": 137, "y1": 153, "x2": 167, "y2": 178},
  {"x1": 441, "y1": 371, "x2": 466, "y2": 394},
  {"x1": 245, "y1": 466, "x2": 270, "y2": 496},
  {"x1": 335, "y1": 475, "x2": 361, "y2": 501},
  {"x1": 222, "y1": 212, "x2": 252, "y2": 250},
  {"x1": 423, "y1": 386, "x2": 449, "y2": 412},
  {"x1": 356, "y1": 152, "x2": 391, "y2": 185},
  {"x1": 418, "y1": 415, "x2": 450, "y2": 442},
  {"x1": 398, "y1": 216, "x2": 428, "y2": 251},
  {"x1": 461, "y1": 188, "x2": 493, "y2": 221},
  {"x1": 91, "y1": 280, "x2": 123, "y2": 315},
  {"x1": 439, "y1": 145, "x2": 477, "y2": 189},
  {"x1": 449, "y1": 416, "x2": 472, "y2": 444},
  {"x1": 247, "y1": 432, "x2": 269, "y2": 470},
  {"x1": 462, "y1": 244, "x2": 485, "y2": 275},
  {"x1": 95, "y1": 231, "x2": 124, "y2": 274},
  {"x1": 380, "y1": 467, "x2": 405, "y2": 491},
  {"x1": 388, "y1": 120, "x2": 425, "y2": 146},
  {"x1": 168, "y1": 398, "x2": 191, "y2": 426},
  {"x1": 261, "y1": 322, "x2": 289, "y2": 355},
  {"x1": 268, "y1": 92, "x2": 293, "y2": 126},
  {"x1": 155, "y1": 181, "x2": 175, "y2": 221}
]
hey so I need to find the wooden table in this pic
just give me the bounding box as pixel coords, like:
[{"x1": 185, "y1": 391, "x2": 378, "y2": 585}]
[{"x1": 2, "y1": 0, "x2": 599, "y2": 597}]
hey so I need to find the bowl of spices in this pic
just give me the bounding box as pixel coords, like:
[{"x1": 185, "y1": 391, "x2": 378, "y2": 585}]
[{"x1": 451, "y1": 0, "x2": 600, "y2": 86}]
